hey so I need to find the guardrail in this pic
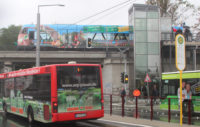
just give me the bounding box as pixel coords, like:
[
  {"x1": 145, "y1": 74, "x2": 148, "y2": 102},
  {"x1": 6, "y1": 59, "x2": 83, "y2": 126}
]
[
  {"x1": 103, "y1": 94, "x2": 200, "y2": 125},
  {"x1": 161, "y1": 32, "x2": 200, "y2": 42}
]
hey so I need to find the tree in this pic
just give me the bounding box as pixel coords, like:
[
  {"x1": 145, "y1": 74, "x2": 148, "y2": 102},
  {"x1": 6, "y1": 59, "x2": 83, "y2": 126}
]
[
  {"x1": 193, "y1": 7, "x2": 200, "y2": 32},
  {"x1": 146, "y1": 0, "x2": 194, "y2": 24},
  {"x1": 146, "y1": 0, "x2": 170, "y2": 17},
  {"x1": 0, "y1": 25, "x2": 21, "y2": 50}
]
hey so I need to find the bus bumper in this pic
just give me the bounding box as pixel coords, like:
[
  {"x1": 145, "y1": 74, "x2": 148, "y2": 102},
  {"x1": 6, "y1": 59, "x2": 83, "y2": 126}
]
[{"x1": 52, "y1": 110, "x2": 104, "y2": 122}]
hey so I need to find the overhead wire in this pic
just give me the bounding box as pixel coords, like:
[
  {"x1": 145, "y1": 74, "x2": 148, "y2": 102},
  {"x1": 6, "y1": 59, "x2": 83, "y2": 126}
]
[
  {"x1": 73, "y1": 0, "x2": 136, "y2": 24},
  {"x1": 86, "y1": 0, "x2": 135, "y2": 25}
]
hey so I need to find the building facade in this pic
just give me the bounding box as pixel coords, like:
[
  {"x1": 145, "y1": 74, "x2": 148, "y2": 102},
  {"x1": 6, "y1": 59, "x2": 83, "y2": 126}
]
[{"x1": 129, "y1": 4, "x2": 161, "y2": 95}]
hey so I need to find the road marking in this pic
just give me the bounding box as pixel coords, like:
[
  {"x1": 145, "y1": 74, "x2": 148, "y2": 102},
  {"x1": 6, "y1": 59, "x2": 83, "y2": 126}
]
[
  {"x1": 77, "y1": 121, "x2": 101, "y2": 127},
  {"x1": 98, "y1": 119, "x2": 153, "y2": 127}
]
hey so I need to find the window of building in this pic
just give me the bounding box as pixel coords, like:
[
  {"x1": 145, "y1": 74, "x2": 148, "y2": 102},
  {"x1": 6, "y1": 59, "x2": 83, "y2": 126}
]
[
  {"x1": 135, "y1": 43, "x2": 147, "y2": 54},
  {"x1": 135, "y1": 19, "x2": 147, "y2": 31}
]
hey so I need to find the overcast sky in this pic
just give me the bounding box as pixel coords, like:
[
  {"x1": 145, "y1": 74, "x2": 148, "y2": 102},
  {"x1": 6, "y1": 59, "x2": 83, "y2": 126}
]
[
  {"x1": 0, "y1": 0, "x2": 199, "y2": 29},
  {"x1": 0, "y1": 0, "x2": 145, "y2": 28}
]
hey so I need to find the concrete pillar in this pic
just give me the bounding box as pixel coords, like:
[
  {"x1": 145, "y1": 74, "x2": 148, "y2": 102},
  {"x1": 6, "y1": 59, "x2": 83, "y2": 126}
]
[
  {"x1": 102, "y1": 59, "x2": 113, "y2": 94},
  {"x1": 193, "y1": 48, "x2": 197, "y2": 70},
  {"x1": 3, "y1": 61, "x2": 12, "y2": 73},
  {"x1": 102, "y1": 58, "x2": 129, "y2": 95}
]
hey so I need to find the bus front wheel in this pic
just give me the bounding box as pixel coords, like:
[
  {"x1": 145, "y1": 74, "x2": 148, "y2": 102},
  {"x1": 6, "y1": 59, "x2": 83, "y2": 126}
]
[{"x1": 27, "y1": 108, "x2": 34, "y2": 124}]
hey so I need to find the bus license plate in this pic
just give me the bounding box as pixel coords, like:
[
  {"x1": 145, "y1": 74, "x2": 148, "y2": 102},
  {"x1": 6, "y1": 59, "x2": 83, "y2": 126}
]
[{"x1": 75, "y1": 113, "x2": 86, "y2": 118}]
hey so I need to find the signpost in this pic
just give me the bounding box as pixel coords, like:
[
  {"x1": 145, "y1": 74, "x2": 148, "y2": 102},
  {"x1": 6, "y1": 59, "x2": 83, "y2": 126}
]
[
  {"x1": 175, "y1": 34, "x2": 186, "y2": 126},
  {"x1": 144, "y1": 73, "x2": 151, "y2": 97},
  {"x1": 133, "y1": 89, "x2": 141, "y2": 119},
  {"x1": 144, "y1": 73, "x2": 151, "y2": 83}
]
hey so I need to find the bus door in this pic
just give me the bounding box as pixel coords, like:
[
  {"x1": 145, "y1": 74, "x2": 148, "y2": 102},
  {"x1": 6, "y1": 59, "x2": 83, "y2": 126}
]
[
  {"x1": 0, "y1": 79, "x2": 3, "y2": 110},
  {"x1": 4, "y1": 78, "x2": 16, "y2": 113},
  {"x1": 15, "y1": 77, "x2": 25, "y2": 114}
]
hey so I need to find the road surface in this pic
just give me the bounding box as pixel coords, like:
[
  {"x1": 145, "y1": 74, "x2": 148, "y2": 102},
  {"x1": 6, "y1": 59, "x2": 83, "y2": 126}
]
[{"x1": 0, "y1": 113, "x2": 151, "y2": 127}]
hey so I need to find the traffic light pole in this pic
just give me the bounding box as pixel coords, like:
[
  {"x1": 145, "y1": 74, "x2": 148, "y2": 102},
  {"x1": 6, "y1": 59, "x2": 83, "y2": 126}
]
[
  {"x1": 117, "y1": 47, "x2": 129, "y2": 92},
  {"x1": 123, "y1": 54, "x2": 127, "y2": 91}
]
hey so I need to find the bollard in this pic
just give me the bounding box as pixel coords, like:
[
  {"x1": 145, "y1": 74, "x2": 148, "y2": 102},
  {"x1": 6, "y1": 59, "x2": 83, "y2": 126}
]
[
  {"x1": 110, "y1": 94, "x2": 112, "y2": 116},
  {"x1": 168, "y1": 98, "x2": 171, "y2": 123},
  {"x1": 122, "y1": 96, "x2": 125, "y2": 117},
  {"x1": 150, "y1": 97, "x2": 153, "y2": 120},
  {"x1": 135, "y1": 96, "x2": 138, "y2": 119},
  {"x1": 188, "y1": 99, "x2": 191, "y2": 125}
]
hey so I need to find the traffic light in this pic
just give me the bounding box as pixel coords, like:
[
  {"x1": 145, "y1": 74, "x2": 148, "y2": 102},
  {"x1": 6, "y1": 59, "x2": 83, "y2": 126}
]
[
  {"x1": 124, "y1": 74, "x2": 128, "y2": 83},
  {"x1": 120, "y1": 72, "x2": 124, "y2": 83},
  {"x1": 87, "y1": 38, "x2": 92, "y2": 48}
]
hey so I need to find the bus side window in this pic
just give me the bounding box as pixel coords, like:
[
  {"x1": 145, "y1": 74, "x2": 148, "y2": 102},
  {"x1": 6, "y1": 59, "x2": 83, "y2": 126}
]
[
  {"x1": 29, "y1": 31, "x2": 35, "y2": 40},
  {"x1": 37, "y1": 74, "x2": 51, "y2": 101},
  {"x1": 22, "y1": 75, "x2": 37, "y2": 100},
  {"x1": 0, "y1": 79, "x2": 2, "y2": 97},
  {"x1": 4, "y1": 78, "x2": 15, "y2": 98}
]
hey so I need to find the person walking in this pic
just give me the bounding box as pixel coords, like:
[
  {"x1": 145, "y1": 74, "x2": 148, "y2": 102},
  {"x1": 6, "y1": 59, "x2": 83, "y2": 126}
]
[
  {"x1": 142, "y1": 85, "x2": 147, "y2": 97},
  {"x1": 120, "y1": 87, "x2": 126, "y2": 103},
  {"x1": 183, "y1": 83, "x2": 193, "y2": 115},
  {"x1": 152, "y1": 84, "x2": 158, "y2": 104},
  {"x1": 184, "y1": 28, "x2": 190, "y2": 41},
  {"x1": 186, "y1": 83, "x2": 192, "y2": 100},
  {"x1": 177, "y1": 81, "x2": 187, "y2": 102},
  {"x1": 120, "y1": 87, "x2": 126, "y2": 97}
]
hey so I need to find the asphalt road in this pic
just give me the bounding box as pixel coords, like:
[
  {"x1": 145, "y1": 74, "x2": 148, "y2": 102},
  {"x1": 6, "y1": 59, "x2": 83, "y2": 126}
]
[{"x1": 0, "y1": 113, "x2": 150, "y2": 127}]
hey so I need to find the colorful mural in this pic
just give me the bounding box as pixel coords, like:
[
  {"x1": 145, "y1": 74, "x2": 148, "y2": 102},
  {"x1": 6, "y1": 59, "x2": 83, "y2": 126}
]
[{"x1": 17, "y1": 24, "x2": 133, "y2": 48}]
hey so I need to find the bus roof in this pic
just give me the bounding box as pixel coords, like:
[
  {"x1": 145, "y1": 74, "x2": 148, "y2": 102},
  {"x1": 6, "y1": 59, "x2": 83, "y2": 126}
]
[
  {"x1": 162, "y1": 70, "x2": 200, "y2": 80},
  {"x1": 1, "y1": 64, "x2": 101, "y2": 78},
  {"x1": 22, "y1": 24, "x2": 130, "y2": 34}
]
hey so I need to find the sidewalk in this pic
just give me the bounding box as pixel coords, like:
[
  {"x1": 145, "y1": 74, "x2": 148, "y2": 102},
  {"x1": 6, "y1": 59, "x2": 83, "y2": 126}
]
[{"x1": 101, "y1": 114, "x2": 198, "y2": 127}]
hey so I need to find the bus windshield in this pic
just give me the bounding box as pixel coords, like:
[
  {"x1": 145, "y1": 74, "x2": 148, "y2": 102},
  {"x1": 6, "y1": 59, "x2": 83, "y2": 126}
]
[{"x1": 56, "y1": 66, "x2": 101, "y2": 113}]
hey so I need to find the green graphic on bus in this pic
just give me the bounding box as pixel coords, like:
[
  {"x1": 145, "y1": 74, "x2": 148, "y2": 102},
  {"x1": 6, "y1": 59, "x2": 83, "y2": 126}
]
[
  {"x1": 58, "y1": 88, "x2": 101, "y2": 112},
  {"x1": 57, "y1": 66, "x2": 102, "y2": 113}
]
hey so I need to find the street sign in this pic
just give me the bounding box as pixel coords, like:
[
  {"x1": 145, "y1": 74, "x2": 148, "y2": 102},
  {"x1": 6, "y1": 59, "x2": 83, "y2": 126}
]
[
  {"x1": 118, "y1": 26, "x2": 129, "y2": 32},
  {"x1": 133, "y1": 89, "x2": 141, "y2": 97},
  {"x1": 175, "y1": 34, "x2": 186, "y2": 71},
  {"x1": 144, "y1": 73, "x2": 151, "y2": 83},
  {"x1": 106, "y1": 26, "x2": 118, "y2": 32},
  {"x1": 175, "y1": 34, "x2": 186, "y2": 126}
]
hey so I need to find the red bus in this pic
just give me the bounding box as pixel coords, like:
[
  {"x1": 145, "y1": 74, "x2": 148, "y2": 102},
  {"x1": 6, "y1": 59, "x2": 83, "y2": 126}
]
[{"x1": 0, "y1": 64, "x2": 104, "y2": 123}]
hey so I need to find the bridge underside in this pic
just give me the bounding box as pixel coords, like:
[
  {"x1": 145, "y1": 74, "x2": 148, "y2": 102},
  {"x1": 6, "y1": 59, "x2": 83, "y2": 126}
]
[{"x1": 0, "y1": 50, "x2": 133, "y2": 95}]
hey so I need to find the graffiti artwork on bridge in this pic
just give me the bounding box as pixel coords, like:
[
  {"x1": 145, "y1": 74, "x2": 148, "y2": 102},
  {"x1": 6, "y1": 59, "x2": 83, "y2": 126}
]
[{"x1": 18, "y1": 24, "x2": 133, "y2": 49}]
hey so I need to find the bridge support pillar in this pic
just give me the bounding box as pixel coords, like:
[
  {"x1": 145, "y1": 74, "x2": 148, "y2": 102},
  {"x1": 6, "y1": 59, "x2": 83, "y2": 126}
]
[
  {"x1": 102, "y1": 58, "x2": 129, "y2": 95},
  {"x1": 3, "y1": 61, "x2": 12, "y2": 73}
]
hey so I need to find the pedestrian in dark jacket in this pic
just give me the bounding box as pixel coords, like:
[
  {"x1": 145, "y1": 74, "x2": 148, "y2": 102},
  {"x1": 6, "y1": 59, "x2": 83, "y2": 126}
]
[
  {"x1": 142, "y1": 85, "x2": 147, "y2": 97},
  {"x1": 120, "y1": 87, "x2": 126, "y2": 103},
  {"x1": 152, "y1": 84, "x2": 158, "y2": 103},
  {"x1": 120, "y1": 87, "x2": 126, "y2": 97}
]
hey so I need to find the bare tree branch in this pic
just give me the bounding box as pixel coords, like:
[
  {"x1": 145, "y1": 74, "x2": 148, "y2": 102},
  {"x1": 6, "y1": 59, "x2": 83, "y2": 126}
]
[{"x1": 146, "y1": 0, "x2": 194, "y2": 24}]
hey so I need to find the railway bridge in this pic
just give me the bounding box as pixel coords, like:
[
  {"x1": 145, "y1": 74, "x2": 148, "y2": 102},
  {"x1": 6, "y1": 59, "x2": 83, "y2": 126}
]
[{"x1": 0, "y1": 50, "x2": 132, "y2": 95}]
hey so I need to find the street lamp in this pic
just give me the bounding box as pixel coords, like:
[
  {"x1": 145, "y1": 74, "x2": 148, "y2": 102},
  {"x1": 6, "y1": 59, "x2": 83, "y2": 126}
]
[{"x1": 36, "y1": 4, "x2": 65, "y2": 67}]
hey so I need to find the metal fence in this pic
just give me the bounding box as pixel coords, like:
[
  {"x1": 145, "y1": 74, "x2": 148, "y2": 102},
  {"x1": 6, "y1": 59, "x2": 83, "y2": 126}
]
[
  {"x1": 161, "y1": 32, "x2": 200, "y2": 42},
  {"x1": 103, "y1": 94, "x2": 200, "y2": 126}
]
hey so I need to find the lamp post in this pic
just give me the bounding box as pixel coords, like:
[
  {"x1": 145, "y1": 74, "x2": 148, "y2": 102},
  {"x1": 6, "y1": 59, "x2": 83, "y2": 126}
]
[{"x1": 36, "y1": 4, "x2": 65, "y2": 67}]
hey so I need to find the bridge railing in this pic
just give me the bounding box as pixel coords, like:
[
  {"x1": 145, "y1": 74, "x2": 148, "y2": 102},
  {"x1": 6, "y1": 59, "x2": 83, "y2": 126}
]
[
  {"x1": 161, "y1": 32, "x2": 200, "y2": 42},
  {"x1": 103, "y1": 94, "x2": 200, "y2": 125}
]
